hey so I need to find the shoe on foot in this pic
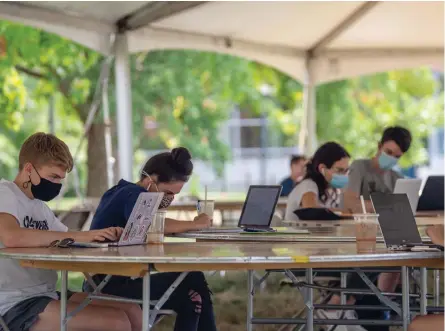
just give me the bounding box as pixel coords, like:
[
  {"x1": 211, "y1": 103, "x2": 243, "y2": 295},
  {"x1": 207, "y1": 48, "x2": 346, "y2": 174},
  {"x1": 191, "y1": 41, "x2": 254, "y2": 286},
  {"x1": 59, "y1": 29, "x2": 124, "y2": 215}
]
[
  {"x1": 318, "y1": 310, "x2": 367, "y2": 331},
  {"x1": 317, "y1": 310, "x2": 348, "y2": 331}
]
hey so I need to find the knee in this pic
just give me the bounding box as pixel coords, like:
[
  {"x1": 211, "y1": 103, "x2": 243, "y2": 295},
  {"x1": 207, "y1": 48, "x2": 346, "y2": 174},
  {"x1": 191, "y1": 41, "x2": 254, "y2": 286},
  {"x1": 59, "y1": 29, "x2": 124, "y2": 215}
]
[
  {"x1": 126, "y1": 302, "x2": 142, "y2": 319},
  {"x1": 408, "y1": 316, "x2": 424, "y2": 331},
  {"x1": 187, "y1": 271, "x2": 212, "y2": 299},
  {"x1": 107, "y1": 310, "x2": 132, "y2": 331},
  {"x1": 188, "y1": 290, "x2": 203, "y2": 314}
]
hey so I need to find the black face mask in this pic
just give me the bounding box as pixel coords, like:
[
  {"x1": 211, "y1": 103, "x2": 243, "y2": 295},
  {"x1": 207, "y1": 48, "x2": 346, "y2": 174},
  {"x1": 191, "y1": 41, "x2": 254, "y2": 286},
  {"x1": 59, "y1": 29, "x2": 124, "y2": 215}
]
[
  {"x1": 25, "y1": 167, "x2": 62, "y2": 202},
  {"x1": 142, "y1": 172, "x2": 175, "y2": 209}
]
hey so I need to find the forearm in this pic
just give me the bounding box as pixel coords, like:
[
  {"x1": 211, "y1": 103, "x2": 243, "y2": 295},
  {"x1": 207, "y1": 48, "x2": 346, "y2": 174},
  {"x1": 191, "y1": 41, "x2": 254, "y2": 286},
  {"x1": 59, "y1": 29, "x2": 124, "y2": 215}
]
[
  {"x1": 3, "y1": 228, "x2": 87, "y2": 248},
  {"x1": 164, "y1": 218, "x2": 198, "y2": 234}
]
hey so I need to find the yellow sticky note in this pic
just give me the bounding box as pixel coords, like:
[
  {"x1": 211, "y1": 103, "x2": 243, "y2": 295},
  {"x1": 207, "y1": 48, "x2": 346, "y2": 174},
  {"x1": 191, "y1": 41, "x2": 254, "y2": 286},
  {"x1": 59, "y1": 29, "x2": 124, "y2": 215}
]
[
  {"x1": 291, "y1": 256, "x2": 310, "y2": 263},
  {"x1": 273, "y1": 248, "x2": 291, "y2": 255}
]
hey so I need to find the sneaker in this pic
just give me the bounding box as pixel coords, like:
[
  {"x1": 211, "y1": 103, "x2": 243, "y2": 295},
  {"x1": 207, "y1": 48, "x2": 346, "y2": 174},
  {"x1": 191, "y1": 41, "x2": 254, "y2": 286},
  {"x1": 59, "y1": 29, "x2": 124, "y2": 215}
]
[
  {"x1": 342, "y1": 310, "x2": 368, "y2": 331},
  {"x1": 318, "y1": 310, "x2": 367, "y2": 331},
  {"x1": 317, "y1": 310, "x2": 348, "y2": 331}
]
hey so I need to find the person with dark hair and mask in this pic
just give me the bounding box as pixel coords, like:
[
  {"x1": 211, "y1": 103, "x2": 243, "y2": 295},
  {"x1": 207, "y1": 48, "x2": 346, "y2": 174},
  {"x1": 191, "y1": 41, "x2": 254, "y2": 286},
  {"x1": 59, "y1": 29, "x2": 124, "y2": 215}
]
[
  {"x1": 343, "y1": 126, "x2": 412, "y2": 212},
  {"x1": 341, "y1": 126, "x2": 412, "y2": 331},
  {"x1": 284, "y1": 142, "x2": 351, "y2": 221},
  {"x1": 86, "y1": 147, "x2": 217, "y2": 331}
]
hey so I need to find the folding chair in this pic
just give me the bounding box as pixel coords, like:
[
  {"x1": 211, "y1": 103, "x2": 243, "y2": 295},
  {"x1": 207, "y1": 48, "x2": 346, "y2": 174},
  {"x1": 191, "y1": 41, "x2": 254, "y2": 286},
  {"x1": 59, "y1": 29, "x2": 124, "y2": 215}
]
[
  {"x1": 58, "y1": 203, "x2": 97, "y2": 231},
  {"x1": 83, "y1": 273, "x2": 176, "y2": 326}
]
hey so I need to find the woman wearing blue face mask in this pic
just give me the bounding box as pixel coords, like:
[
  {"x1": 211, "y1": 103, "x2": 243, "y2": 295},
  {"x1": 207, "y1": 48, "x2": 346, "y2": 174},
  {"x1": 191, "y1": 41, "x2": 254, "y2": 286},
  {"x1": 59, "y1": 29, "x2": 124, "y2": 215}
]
[{"x1": 284, "y1": 142, "x2": 350, "y2": 221}]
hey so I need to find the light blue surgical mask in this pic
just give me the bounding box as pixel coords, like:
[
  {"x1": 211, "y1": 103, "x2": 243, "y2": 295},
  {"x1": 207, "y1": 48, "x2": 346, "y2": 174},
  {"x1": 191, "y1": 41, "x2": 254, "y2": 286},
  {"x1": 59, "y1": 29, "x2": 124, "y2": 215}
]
[
  {"x1": 378, "y1": 151, "x2": 398, "y2": 170},
  {"x1": 330, "y1": 174, "x2": 349, "y2": 189}
]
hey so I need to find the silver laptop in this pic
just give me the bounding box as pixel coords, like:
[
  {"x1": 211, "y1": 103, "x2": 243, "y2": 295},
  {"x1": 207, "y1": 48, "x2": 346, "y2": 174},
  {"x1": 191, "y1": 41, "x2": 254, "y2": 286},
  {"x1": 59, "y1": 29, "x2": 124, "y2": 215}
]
[
  {"x1": 393, "y1": 178, "x2": 422, "y2": 213},
  {"x1": 195, "y1": 185, "x2": 283, "y2": 233},
  {"x1": 71, "y1": 192, "x2": 164, "y2": 248},
  {"x1": 370, "y1": 193, "x2": 442, "y2": 251}
]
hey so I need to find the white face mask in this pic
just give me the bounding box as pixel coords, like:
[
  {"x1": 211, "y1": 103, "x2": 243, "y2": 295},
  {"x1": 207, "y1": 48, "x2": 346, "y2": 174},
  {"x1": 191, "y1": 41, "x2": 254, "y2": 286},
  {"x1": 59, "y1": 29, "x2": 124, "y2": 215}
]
[{"x1": 141, "y1": 171, "x2": 174, "y2": 209}]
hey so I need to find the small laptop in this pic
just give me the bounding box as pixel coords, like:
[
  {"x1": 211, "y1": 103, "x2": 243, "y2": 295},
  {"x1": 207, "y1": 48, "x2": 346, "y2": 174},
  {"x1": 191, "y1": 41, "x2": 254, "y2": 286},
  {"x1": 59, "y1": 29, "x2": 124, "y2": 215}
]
[
  {"x1": 71, "y1": 192, "x2": 164, "y2": 248},
  {"x1": 370, "y1": 193, "x2": 442, "y2": 251},
  {"x1": 417, "y1": 176, "x2": 444, "y2": 211},
  {"x1": 393, "y1": 178, "x2": 422, "y2": 213},
  {"x1": 195, "y1": 185, "x2": 283, "y2": 233}
]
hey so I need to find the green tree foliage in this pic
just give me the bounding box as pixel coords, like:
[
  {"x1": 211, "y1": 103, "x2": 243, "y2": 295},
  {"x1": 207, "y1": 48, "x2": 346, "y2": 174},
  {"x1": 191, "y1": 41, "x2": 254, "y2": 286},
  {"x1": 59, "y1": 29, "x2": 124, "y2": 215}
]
[
  {"x1": 256, "y1": 68, "x2": 443, "y2": 168},
  {"x1": 336, "y1": 69, "x2": 444, "y2": 167},
  {"x1": 122, "y1": 50, "x2": 262, "y2": 174},
  {"x1": 0, "y1": 20, "x2": 265, "y2": 194}
]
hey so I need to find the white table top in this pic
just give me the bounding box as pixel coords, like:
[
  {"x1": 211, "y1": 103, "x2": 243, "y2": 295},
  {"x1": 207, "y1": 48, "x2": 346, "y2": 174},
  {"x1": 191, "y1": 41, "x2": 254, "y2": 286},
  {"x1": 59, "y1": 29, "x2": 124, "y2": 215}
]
[{"x1": 0, "y1": 242, "x2": 442, "y2": 265}]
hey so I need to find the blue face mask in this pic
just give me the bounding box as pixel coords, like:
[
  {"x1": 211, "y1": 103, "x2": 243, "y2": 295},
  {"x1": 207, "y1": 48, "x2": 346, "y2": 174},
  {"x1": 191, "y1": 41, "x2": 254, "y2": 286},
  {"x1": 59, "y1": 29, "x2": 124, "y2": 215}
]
[
  {"x1": 330, "y1": 174, "x2": 349, "y2": 189},
  {"x1": 378, "y1": 151, "x2": 398, "y2": 170}
]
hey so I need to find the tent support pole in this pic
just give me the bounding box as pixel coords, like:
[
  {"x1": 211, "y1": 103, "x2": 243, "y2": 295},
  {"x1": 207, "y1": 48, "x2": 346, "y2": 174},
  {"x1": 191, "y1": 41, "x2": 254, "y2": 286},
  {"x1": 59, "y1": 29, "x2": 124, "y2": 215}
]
[
  {"x1": 299, "y1": 56, "x2": 317, "y2": 156},
  {"x1": 102, "y1": 69, "x2": 114, "y2": 188},
  {"x1": 114, "y1": 32, "x2": 133, "y2": 181}
]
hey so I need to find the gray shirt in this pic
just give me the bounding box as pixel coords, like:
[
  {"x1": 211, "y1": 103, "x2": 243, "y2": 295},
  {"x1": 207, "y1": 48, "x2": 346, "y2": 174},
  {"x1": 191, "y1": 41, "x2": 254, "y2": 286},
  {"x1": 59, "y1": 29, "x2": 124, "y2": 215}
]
[
  {"x1": 0, "y1": 180, "x2": 68, "y2": 315},
  {"x1": 345, "y1": 159, "x2": 402, "y2": 199}
]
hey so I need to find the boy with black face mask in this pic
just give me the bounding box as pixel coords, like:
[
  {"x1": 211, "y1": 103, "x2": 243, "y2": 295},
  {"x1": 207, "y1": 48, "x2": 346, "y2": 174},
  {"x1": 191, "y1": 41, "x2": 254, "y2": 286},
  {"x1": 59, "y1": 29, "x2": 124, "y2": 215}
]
[{"x1": 0, "y1": 133, "x2": 142, "y2": 331}]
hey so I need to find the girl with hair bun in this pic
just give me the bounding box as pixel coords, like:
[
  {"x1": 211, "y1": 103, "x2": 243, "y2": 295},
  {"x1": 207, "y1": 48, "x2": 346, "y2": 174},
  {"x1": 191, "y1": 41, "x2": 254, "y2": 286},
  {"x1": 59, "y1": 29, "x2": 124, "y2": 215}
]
[{"x1": 86, "y1": 147, "x2": 217, "y2": 331}]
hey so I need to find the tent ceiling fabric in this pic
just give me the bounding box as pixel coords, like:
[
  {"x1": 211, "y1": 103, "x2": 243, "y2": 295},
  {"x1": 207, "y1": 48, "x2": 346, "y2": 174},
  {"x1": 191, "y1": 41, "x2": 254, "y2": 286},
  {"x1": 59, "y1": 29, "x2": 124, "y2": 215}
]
[{"x1": 0, "y1": 1, "x2": 443, "y2": 84}]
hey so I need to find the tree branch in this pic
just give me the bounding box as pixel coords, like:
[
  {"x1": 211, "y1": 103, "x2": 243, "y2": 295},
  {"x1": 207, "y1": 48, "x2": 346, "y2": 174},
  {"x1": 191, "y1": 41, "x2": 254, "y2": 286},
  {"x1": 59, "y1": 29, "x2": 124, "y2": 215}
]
[
  {"x1": 353, "y1": 90, "x2": 374, "y2": 118},
  {"x1": 39, "y1": 63, "x2": 89, "y2": 123},
  {"x1": 14, "y1": 65, "x2": 48, "y2": 80}
]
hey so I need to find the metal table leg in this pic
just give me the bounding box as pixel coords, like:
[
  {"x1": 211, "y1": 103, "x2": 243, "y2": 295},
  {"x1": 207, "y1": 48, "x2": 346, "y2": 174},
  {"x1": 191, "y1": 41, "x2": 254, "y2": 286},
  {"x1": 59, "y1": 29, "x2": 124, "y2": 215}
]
[
  {"x1": 420, "y1": 267, "x2": 427, "y2": 316},
  {"x1": 434, "y1": 270, "x2": 440, "y2": 306},
  {"x1": 340, "y1": 272, "x2": 347, "y2": 305},
  {"x1": 401, "y1": 266, "x2": 410, "y2": 331},
  {"x1": 306, "y1": 268, "x2": 314, "y2": 331},
  {"x1": 60, "y1": 270, "x2": 68, "y2": 331},
  {"x1": 247, "y1": 270, "x2": 254, "y2": 331},
  {"x1": 142, "y1": 270, "x2": 151, "y2": 331}
]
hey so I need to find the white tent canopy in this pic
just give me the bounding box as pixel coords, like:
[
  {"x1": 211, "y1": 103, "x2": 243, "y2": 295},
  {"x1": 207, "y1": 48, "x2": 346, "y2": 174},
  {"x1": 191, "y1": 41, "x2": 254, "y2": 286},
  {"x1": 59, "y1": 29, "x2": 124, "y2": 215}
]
[{"x1": 1, "y1": 1, "x2": 443, "y2": 180}]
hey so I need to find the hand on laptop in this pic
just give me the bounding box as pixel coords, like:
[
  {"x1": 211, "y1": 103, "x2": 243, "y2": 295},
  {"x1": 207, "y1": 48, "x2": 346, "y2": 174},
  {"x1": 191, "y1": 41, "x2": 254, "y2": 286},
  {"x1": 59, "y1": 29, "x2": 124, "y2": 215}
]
[
  {"x1": 193, "y1": 213, "x2": 212, "y2": 230},
  {"x1": 80, "y1": 227, "x2": 124, "y2": 243},
  {"x1": 426, "y1": 225, "x2": 444, "y2": 246}
]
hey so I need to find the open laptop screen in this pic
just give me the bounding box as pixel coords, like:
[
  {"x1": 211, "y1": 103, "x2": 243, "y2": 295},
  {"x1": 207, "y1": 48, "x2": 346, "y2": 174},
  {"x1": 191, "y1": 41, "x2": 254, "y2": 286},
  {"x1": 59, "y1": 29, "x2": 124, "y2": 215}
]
[
  {"x1": 371, "y1": 193, "x2": 422, "y2": 246},
  {"x1": 417, "y1": 176, "x2": 444, "y2": 211},
  {"x1": 238, "y1": 185, "x2": 282, "y2": 227}
]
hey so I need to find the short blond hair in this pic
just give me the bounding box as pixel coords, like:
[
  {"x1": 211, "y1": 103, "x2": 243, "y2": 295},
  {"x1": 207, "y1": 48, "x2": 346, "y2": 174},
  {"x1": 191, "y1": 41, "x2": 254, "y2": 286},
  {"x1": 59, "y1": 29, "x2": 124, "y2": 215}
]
[{"x1": 19, "y1": 133, "x2": 74, "y2": 172}]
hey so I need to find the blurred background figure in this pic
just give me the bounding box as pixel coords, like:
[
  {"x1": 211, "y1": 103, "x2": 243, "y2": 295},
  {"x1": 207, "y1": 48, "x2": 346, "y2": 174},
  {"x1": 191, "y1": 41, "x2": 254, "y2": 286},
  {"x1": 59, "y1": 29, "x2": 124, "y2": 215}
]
[{"x1": 279, "y1": 155, "x2": 307, "y2": 197}]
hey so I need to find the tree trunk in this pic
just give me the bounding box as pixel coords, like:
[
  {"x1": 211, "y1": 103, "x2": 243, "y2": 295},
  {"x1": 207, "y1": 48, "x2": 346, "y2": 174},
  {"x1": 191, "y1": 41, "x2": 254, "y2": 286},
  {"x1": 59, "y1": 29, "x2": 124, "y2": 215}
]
[{"x1": 86, "y1": 123, "x2": 109, "y2": 197}]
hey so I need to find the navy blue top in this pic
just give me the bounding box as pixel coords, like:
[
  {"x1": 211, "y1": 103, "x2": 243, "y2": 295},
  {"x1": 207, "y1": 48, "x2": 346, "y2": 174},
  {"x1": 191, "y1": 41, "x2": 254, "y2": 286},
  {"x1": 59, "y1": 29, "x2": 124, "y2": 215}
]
[
  {"x1": 279, "y1": 177, "x2": 296, "y2": 197},
  {"x1": 90, "y1": 179, "x2": 146, "y2": 230}
]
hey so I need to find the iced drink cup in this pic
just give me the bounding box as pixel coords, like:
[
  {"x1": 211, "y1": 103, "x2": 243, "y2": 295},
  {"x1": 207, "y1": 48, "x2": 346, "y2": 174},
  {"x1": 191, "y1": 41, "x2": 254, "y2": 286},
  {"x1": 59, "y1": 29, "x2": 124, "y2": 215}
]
[
  {"x1": 197, "y1": 200, "x2": 215, "y2": 219},
  {"x1": 146, "y1": 211, "x2": 166, "y2": 244},
  {"x1": 353, "y1": 214, "x2": 379, "y2": 253}
]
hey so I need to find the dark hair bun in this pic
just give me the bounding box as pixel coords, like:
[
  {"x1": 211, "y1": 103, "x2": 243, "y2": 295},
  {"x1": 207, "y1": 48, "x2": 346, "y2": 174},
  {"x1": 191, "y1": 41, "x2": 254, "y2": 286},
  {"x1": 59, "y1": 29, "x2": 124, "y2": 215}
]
[{"x1": 171, "y1": 147, "x2": 192, "y2": 165}]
